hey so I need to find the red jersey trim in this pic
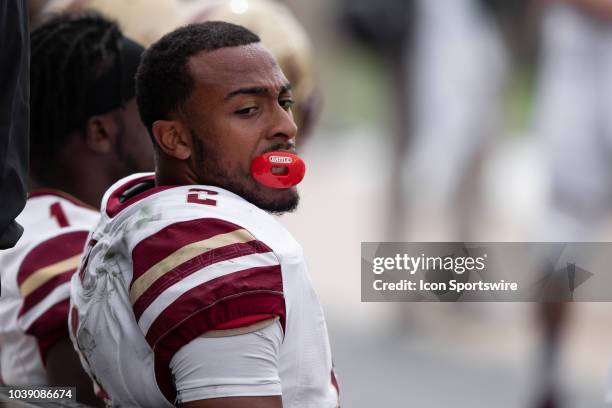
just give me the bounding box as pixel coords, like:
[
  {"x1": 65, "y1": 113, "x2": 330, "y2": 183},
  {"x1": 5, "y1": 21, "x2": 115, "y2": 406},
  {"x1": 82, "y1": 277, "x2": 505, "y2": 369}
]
[
  {"x1": 105, "y1": 175, "x2": 175, "y2": 218},
  {"x1": 331, "y1": 368, "x2": 340, "y2": 397},
  {"x1": 214, "y1": 314, "x2": 276, "y2": 330}
]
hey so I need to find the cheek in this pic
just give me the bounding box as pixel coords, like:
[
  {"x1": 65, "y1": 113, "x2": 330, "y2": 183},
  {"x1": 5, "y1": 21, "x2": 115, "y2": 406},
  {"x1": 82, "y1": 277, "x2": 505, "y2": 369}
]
[{"x1": 219, "y1": 119, "x2": 263, "y2": 169}]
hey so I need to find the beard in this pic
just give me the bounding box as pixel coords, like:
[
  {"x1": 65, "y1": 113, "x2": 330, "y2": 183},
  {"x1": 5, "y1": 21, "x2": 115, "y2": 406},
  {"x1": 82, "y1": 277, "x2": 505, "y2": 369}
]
[
  {"x1": 192, "y1": 134, "x2": 299, "y2": 214},
  {"x1": 221, "y1": 174, "x2": 300, "y2": 214}
]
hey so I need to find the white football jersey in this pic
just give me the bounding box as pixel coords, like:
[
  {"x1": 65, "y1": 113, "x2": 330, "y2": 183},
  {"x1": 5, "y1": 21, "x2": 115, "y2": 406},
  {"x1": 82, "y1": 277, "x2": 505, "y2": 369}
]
[
  {"x1": 0, "y1": 190, "x2": 98, "y2": 385},
  {"x1": 70, "y1": 173, "x2": 339, "y2": 407}
]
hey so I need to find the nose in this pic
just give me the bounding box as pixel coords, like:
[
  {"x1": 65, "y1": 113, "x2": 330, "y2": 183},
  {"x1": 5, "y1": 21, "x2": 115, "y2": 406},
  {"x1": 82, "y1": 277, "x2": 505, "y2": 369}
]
[{"x1": 267, "y1": 103, "x2": 298, "y2": 143}]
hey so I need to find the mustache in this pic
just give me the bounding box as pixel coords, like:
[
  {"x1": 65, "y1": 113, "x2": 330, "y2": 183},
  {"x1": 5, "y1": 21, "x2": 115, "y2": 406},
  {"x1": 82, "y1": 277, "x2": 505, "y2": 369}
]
[{"x1": 264, "y1": 142, "x2": 296, "y2": 154}]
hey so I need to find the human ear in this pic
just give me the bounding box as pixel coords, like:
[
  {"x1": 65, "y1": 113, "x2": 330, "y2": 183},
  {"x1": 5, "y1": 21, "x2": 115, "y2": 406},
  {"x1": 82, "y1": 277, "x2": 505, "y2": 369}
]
[
  {"x1": 84, "y1": 114, "x2": 117, "y2": 154},
  {"x1": 152, "y1": 120, "x2": 192, "y2": 160}
]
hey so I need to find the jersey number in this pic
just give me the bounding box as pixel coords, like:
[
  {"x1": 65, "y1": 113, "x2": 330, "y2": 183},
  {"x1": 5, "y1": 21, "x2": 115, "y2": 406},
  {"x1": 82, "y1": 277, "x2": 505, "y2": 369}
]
[
  {"x1": 50, "y1": 202, "x2": 69, "y2": 227},
  {"x1": 187, "y1": 188, "x2": 218, "y2": 206}
]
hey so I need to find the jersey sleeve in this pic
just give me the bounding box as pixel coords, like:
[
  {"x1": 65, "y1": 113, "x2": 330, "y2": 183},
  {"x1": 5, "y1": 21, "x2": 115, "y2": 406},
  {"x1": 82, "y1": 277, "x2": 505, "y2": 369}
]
[
  {"x1": 128, "y1": 217, "x2": 285, "y2": 402},
  {"x1": 16, "y1": 230, "x2": 89, "y2": 360},
  {"x1": 170, "y1": 319, "x2": 283, "y2": 403}
]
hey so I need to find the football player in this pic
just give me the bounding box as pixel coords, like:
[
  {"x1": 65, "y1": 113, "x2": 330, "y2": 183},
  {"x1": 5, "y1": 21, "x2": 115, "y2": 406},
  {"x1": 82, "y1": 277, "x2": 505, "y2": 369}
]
[
  {"x1": 0, "y1": 13, "x2": 153, "y2": 405},
  {"x1": 70, "y1": 21, "x2": 339, "y2": 407}
]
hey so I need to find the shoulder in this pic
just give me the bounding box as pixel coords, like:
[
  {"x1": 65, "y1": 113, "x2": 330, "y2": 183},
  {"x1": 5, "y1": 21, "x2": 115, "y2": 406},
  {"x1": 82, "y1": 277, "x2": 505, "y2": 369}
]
[
  {"x1": 98, "y1": 173, "x2": 290, "y2": 255},
  {"x1": 4, "y1": 192, "x2": 99, "y2": 307},
  {"x1": 1, "y1": 190, "x2": 97, "y2": 301},
  {"x1": 100, "y1": 173, "x2": 270, "y2": 223},
  {"x1": 0, "y1": 189, "x2": 97, "y2": 333},
  {"x1": 87, "y1": 175, "x2": 290, "y2": 309},
  {"x1": 11, "y1": 191, "x2": 98, "y2": 243}
]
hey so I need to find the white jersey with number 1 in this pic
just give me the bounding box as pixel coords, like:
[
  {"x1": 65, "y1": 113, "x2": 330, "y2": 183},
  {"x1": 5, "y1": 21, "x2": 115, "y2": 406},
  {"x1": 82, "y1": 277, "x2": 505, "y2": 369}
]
[{"x1": 0, "y1": 190, "x2": 98, "y2": 385}]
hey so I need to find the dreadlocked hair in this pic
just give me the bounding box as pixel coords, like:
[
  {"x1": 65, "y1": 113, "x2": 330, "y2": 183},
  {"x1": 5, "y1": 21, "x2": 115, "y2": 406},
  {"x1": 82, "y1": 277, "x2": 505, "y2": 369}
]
[{"x1": 30, "y1": 12, "x2": 122, "y2": 171}]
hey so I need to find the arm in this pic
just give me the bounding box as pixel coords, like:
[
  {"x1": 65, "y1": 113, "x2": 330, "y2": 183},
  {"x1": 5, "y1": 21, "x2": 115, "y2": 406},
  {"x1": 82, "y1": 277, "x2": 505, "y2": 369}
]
[
  {"x1": 129, "y1": 217, "x2": 286, "y2": 406},
  {"x1": 45, "y1": 338, "x2": 103, "y2": 407},
  {"x1": 170, "y1": 320, "x2": 284, "y2": 408}
]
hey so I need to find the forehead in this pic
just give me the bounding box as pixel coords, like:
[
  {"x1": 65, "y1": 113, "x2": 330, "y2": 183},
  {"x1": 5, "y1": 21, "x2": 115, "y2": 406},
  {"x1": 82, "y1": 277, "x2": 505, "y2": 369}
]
[{"x1": 187, "y1": 43, "x2": 288, "y2": 95}]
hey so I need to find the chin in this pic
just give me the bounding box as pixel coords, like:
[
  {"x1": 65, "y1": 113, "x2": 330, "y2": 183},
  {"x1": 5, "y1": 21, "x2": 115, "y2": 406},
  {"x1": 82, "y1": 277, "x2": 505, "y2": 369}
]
[
  {"x1": 254, "y1": 186, "x2": 300, "y2": 214},
  {"x1": 218, "y1": 177, "x2": 300, "y2": 214}
]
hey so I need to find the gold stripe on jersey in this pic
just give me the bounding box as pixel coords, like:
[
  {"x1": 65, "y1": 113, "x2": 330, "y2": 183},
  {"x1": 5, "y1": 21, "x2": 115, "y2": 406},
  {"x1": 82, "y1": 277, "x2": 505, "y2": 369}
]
[
  {"x1": 130, "y1": 228, "x2": 256, "y2": 303},
  {"x1": 19, "y1": 254, "x2": 82, "y2": 297}
]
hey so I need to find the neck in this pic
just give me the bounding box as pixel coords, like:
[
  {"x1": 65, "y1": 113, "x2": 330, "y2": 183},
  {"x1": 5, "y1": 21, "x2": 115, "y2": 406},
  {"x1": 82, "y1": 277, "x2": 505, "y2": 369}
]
[
  {"x1": 31, "y1": 167, "x2": 109, "y2": 209},
  {"x1": 31, "y1": 141, "x2": 115, "y2": 209},
  {"x1": 155, "y1": 155, "x2": 199, "y2": 186}
]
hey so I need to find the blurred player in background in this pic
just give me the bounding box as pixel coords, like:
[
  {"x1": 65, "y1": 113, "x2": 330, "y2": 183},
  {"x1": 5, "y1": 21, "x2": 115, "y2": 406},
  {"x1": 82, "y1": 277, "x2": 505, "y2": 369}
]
[
  {"x1": 404, "y1": 0, "x2": 510, "y2": 241},
  {"x1": 70, "y1": 21, "x2": 338, "y2": 407},
  {"x1": 337, "y1": 0, "x2": 415, "y2": 241},
  {"x1": 0, "y1": 13, "x2": 153, "y2": 405},
  {"x1": 536, "y1": 0, "x2": 612, "y2": 241},
  {"x1": 40, "y1": 0, "x2": 321, "y2": 143},
  {"x1": 338, "y1": 0, "x2": 508, "y2": 241},
  {"x1": 534, "y1": 1, "x2": 612, "y2": 407}
]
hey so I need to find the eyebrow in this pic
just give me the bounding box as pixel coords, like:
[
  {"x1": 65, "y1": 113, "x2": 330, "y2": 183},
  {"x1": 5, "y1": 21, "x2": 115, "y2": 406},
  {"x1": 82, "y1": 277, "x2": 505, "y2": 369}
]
[{"x1": 225, "y1": 83, "x2": 292, "y2": 100}]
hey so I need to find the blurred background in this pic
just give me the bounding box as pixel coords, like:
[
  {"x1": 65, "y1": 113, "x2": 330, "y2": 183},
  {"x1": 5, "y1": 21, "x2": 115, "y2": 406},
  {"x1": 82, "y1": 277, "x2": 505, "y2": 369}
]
[
  {"x1": 30, "y1": 0, "x2": 612, "y2": 406},
  {"x1": 279, "y1": 1, "x2": 612, "y2": 407}
]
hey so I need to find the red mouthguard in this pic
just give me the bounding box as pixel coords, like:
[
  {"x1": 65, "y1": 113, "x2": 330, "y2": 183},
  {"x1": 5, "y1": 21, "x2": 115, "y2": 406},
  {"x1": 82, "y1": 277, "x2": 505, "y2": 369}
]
[{"x1": 251, "y1": 152, "x2": 306, "y2": 189}]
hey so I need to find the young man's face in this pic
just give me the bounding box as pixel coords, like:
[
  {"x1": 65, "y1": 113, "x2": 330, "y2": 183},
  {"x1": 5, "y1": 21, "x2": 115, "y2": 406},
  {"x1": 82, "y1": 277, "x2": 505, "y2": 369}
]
[{"x1": 183, "y1": 42, "x2": 299, "y2": 213}]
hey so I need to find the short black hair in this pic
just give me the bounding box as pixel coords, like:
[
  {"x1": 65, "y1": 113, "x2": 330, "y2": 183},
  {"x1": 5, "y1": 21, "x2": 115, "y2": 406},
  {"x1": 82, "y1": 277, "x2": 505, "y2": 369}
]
[
  {"x1": 30, "y1": 12, "x2": 125, "y2": 167},
  {"x1": 135, "y1": 21, "x2": 261, "y2": 141}
]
